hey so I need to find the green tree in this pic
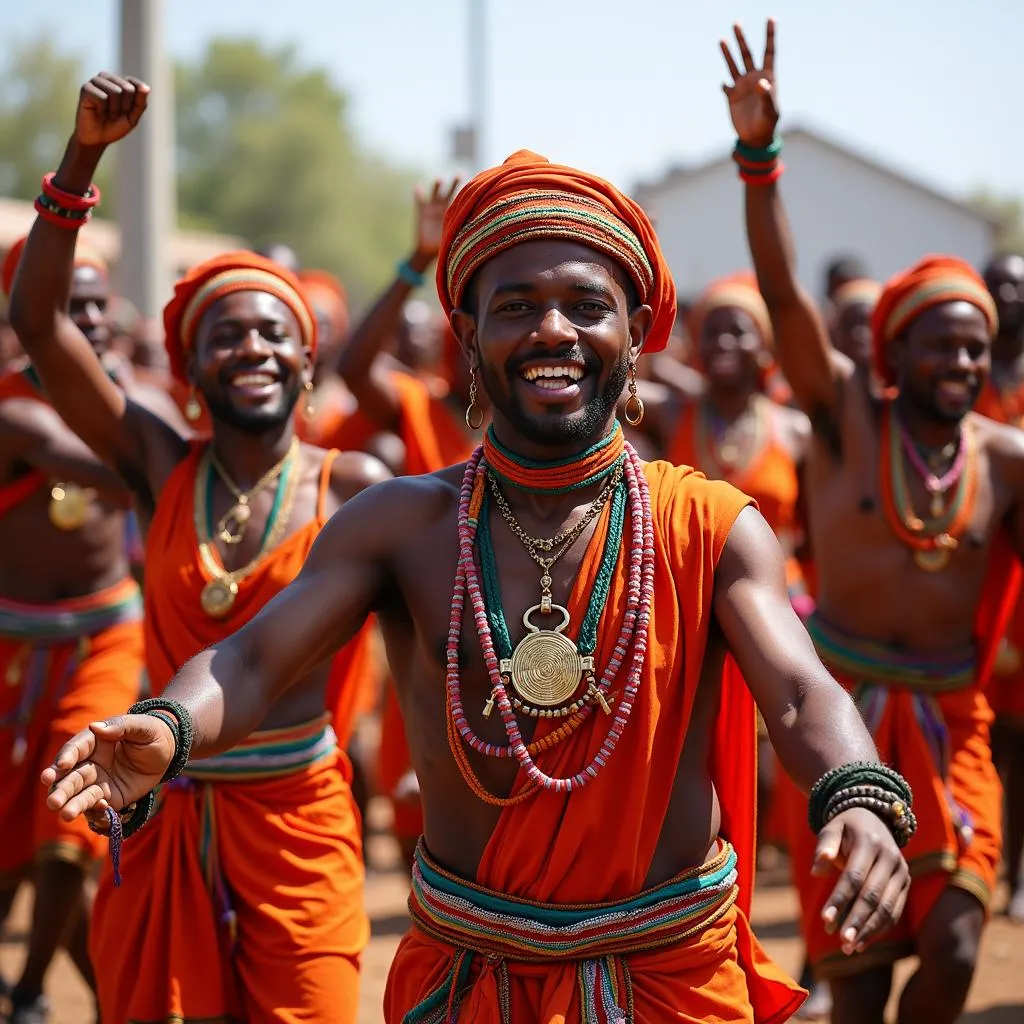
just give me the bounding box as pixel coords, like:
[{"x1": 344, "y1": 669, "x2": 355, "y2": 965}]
[
  {"x1": 970, "y1": 190, "x2": 1024, "y2": 256},
  {"x1": 0, "y1": 40, "x2": 118, "y2": 200},
  {"x1": 176, "y1": 39, "x2": 417, "y2": 308}
]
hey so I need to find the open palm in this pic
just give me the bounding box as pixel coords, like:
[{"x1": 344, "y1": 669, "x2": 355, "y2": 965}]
[{"x1": 721, "y1": 20, "x2": 779, "y2": 148}]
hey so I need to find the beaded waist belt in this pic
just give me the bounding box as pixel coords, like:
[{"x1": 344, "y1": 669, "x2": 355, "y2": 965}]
[
  {"x1": 807, "y1": 613, "x2": 975, "y2": 693},
  {"x1": 183, "y1": 713, "x2": 337, "y2": 781},
  {"x1": 404, "y1": 839, "x2": 739, "y2": 1024},
  {"x1": 0, "y1": 578, "x2": 142, "y2": 644}
]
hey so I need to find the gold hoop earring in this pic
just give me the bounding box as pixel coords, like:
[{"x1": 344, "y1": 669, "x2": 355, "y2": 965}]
[
  {"x1": 465, "y1": 367, "x2": 484, "y2": 431},
  {"x1": 623, "y1": 362, "x2": 645, "y2": 427},
  {"x1": 185, "y1": 386, "x2": 202, "y2": 423},
  {"x1": 303, "y1": 379, "x2": 315, "y2": 419}
]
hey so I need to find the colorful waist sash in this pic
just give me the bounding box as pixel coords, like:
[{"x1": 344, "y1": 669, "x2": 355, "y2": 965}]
[
  {"x1": 405, "y1": 839, "x2": 739, "y2": 1024},
  {"x1": 0, "y1": 577, "x2": 142, "y2": 645},
  {"x1": 183, "y1": 713, "x2": 338, "y2": 781},
  {"x1": 807, "y1": 613, "x2": 976, "y2": 693}
]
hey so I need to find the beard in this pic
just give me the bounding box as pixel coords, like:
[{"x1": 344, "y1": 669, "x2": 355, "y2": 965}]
[
  {"x1": 203, "y1": 379, "x2": 302, "y2": 435},
  {"x1": 480, "y1": 350, "x2": 630, "y2": 447},
  {"x1": 902, "y1": 376, "x2": 978, "y2": 426}
]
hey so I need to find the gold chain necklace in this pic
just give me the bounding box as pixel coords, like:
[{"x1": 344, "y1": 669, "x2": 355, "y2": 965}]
[
  {"x1": 194, "y1": 444, "x2": 301, "y2": 618},
  {"x1": 483, "y1": 465, "x2": 623, "y2": 717},
  {"x1": 487, "y1": 464, "x2": 622, "y2": 615},
  {"x1": 208, "y1": 438, "x2": 298, "y2": 545}
]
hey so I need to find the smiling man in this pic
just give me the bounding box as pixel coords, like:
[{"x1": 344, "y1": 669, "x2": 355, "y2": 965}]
[
  {"x1": 726, "y1": 20, "x2": 1024, "y2": 1023},
  {"x1": 42, "y1": 139, "x2": 923, "y2": 1023},
  {"x1": 8, "y1": 73, "x2": 390, "y2": 1024}
]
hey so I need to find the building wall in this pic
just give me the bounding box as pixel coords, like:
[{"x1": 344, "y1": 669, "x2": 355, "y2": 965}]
[{"x1": 641, "y1": 133, "x2": 995, "y2": 302}]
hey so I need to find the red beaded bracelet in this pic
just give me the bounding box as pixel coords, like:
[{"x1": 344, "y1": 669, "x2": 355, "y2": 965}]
[
  {"x1": 738, "y1": 161, "x2": 785, "y2": 187},
  {"x1": 41, "y1": 171, "x2": 101, "y2": 211}
]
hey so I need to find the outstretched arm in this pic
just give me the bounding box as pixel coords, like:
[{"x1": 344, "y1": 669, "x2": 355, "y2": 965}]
[
  {"x1": 714, "y1": 504, "x2": 909, "y2": 954},
  {"x1": 337, "y1": 180, "x2": 458, "y2": 430},
  {"x1": 43, "y1": 476, "x2": 417, "y2": 811},
  {"x1": 8, "y1": 74, "x2": 187, "y2": 500},
  {"x1": 721, "y1": 21, "x2": 853, "y2": 427}
]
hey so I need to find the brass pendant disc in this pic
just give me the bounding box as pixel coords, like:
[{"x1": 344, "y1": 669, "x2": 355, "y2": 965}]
[
  {"x1": 201, "y1": 578, "x2": 238, "y2": 618},
  {"x1": 49, "y1": 484, "x2": 90, "y2": 531}
]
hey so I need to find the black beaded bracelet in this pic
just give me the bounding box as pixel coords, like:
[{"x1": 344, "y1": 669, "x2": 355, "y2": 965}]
[
  {"x1": 128, "y1": 698, "x2": 194, "y2": 783},
  {"x1": 808, "y1": 762, "x2": 916, "y2": 846}
]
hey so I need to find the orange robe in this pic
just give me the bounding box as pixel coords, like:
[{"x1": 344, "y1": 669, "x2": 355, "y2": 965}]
[
  {"x1": 384, "y1": 462, "x2": 806, "y2": 1022},
  {"x1": 0, "y1": 371, "x2": 144, "y2": 882},
  {"x1": 380, "y1": 370, "x2": 476, "y2": 841},
  {"x1": 791, "y1": 540, "x2": 1021, "y2": 980},
  {"x1": 976, "y1": 381, "x2": 1024, "y2": 726},
  {"x1": 90, "y1": 445, "x2": 369, "y2": 1024}
]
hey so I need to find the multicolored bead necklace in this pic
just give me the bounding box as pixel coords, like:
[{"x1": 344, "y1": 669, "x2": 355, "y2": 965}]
[
  {"x1": 447, "y1": 425, "x2": 654, "y2": 802},
  {"x1": 879, "y1": 403, "x2": 977, "y2": 572},
  {"x1": 694, "y1": 395, "x2": 769, "y2": 478}
]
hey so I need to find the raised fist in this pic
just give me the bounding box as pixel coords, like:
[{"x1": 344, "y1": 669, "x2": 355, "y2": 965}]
[{"x1": 75, "y1": 72, "x2": 150, "y2": 147}]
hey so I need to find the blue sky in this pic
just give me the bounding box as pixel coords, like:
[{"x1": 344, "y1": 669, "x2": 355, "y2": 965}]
[{"x1": 6, "y1": 0, "x2": 1020, "y2": 202}]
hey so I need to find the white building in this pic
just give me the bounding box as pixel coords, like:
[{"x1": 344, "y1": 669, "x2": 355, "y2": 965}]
[{"x1": 634, "y1": 126, "x2": 997, "y2": 302}]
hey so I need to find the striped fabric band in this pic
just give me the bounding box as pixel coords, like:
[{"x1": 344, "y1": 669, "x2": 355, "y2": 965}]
[
  {"x1": 403, "y1": 840, "x2": 739, "y2": 1023},
  {"x1": 696, "y1": 282, "x2": 772, "y2": 342},
  {"x1": 184, "y1": 713, "x2": 337, "y2": 780},
  {"x1": 178, "y1": 267, "x2": 316, "y2": 354},
  {"x1": 807, "y1": 613, "x2": 975, "y2": 693},
  {"x1": 882, "y1": 276, "x2": 997, "y2": 342},
  {"x1": 833, "y1": 278, "x2": 882, "y2": 311},
  {"x1": 445, "y1": 190, "x2": 654, "y2": 310},
  {"x1": 0, "y1": 578, "x2": 142, "y2": 644}
]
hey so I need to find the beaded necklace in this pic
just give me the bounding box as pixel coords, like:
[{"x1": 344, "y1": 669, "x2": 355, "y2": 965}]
[
  {"x1": 446, "y1": 436, "x2": 654, "y2": 802},
  {"x1": 483, "y1": 422, "x2": 626, "y2": 494},
  {"x1": 879, "y1": 403, "x2": 977, "y2": 572},
  {"x1": 694, "y1": 395, "x2": 769, "y2": 479}
]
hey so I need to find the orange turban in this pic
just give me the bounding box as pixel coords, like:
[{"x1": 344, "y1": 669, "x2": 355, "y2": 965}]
[
  {"x1": 832, "y1": 278, "x2": 882, "y2": 312},
  {"x1": 2, "y1": 235, "x2": 109, "y2": 298},
  {"x1": 297, "y1": 269, "x2": 349, "y2": 342},
  {"x1": 690, "y1": 272, "x2": 772, "y2": 345},
  {"x1": 437, "y1": 150, "x2": 676, "y2": 353},
  {"x1": 871, "y1": 256, "x2": 998, "y2": 388},
  {"x1": 162, "y1": 251, "x2": 317, "y2": 383}
]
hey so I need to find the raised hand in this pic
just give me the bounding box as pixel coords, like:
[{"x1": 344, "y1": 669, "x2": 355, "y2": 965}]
[
  {"x1": 75, "y1": 72, "x2": 150, "y2": 148},
  {"x1": 41, "y1": 715, "x2": 174, "y2": 828},
  {"x1": 720, "y1": 20, "x2": 778, "y2": 148},
  {"x1": 813, "y1": 806, "x2": 911, "y2": 955},
  {"x1": 413, "y1": 179, "x2": 460, "y2": 262}
]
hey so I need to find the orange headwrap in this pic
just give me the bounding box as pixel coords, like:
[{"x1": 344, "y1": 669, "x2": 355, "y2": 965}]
[
  {"x1": 832, "y1": 277, "x2": 882, "y2": 312},
  {"x1": 871, "y1": 256, "x2": 999, "y2": 388},
  {"x1": 2, "y1": 235, "x2": 109, "y2": 298},
  {"x1": 690, "y1": 272, "x2": 772, "y2": 345},
  {"x1": 437, "y1": 150, "x2": 676, "y2": 353},
  {"x1": 162, "y1": 251, "x2": 317, "y2": 383},
  {"x1": 297, "y1": 269, "x2": 349, "y2": 343}
]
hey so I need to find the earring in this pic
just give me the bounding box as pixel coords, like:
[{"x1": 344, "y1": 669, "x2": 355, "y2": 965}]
[
  {"x1": 185, "y1": 386, "x2": 202, "y2": 423},
  {"x1": 303, "y1": 380, "x2": 316, "y2": 419},
  {"x1": 623, "y1": 361, "x2": 645, "y2": 427},
  {"x1": 465, "y1": 367, "x2": 484, "y2": 430}
]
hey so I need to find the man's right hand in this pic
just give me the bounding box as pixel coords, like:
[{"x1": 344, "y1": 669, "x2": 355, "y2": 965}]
[
  {"x1": 75, "y1": 72, "x2": 150, "y2": 149},
  {"x1": 720, "y1": 19, "x2": 779, "y2": 149},
  {"x1": 41, "y1": 715, "x2": 174, "y2": 827}
]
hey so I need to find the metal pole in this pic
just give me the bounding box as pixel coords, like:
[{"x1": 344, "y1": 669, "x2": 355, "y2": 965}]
[
  {"x1": 117, "y1": 0, "x2": 175, "y2": 316},
  {"x1": 468, "y1": 0, "x2": 486, "y2": 172}
]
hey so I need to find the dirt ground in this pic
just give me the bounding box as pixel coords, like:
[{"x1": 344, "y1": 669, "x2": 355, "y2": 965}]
[{"x1": 3, "y1": 802, "x2": 1023, "y2": 1023}]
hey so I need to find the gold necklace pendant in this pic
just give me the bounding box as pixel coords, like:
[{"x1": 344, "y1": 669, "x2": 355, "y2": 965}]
[
  {"x1": 499, "y1": 603, "x2": 594, "y2": 709},
  {"x1": 200, "y1": 577, "x2": 239, "y2": 618},
  {"x1": 913, "y1": 534, "x2": 957, "y2": 572},
  {"x1": 49, "y1": 483, "x2": 91, "y2": 531},
  {"x1": 216, "y1": 499, "x2": 251, "y2": 545}
]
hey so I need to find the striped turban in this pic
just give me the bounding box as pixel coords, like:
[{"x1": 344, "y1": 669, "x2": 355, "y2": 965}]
[
  {"x1": 832, "y1": 278, "x2": 882, "y2": 313},
  {"x1": 162, "y1": 251, "x2": 317, "y2": 383},
  {"x1": 871, "y1": 256, "x2": 998, "y2": 388},
  {"x1": 2, "y1": 235, "x2": 109, "y2": 298},
  {"x1": 437, "y1": 150, "x2": 676, "y2": 352},
  {"x1": 691, "y1": 273, "x2": 772, "y2": 345}
]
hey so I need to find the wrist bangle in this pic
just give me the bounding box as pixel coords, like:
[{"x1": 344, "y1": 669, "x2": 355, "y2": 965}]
[
  {"x1": 397, "y1": 259, "x2": 425, "y2": 288},
  {"x1": 808, "y1": 761, "x2": 917, "y2": 847},
  {"x1": 127, "y1": 697, "x2": 194, "y2": 783},
  {"x1": 733, "y1": 134, "x2": 784, "y2": 187}
]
